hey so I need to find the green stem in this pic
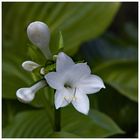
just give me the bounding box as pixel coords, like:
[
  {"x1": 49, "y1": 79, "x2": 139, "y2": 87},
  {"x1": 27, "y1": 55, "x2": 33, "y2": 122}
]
[{"x1": 54, "y1": 107, "x2": 61, "y2": 132}]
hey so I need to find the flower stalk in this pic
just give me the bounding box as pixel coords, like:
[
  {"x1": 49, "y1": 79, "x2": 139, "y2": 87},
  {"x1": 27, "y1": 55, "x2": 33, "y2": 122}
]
[{"x1": 54, "y1": 107, "x2": 61, "y2": 132}]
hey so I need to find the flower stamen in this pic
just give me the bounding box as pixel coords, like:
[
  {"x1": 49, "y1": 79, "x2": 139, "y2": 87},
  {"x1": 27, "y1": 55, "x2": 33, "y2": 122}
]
[
  {"x1": 72, "y1": 88, "x2": 77, "y2": 101},
  {"x1": 64, "y1": 97, "x2": 70, "y2": 104}
]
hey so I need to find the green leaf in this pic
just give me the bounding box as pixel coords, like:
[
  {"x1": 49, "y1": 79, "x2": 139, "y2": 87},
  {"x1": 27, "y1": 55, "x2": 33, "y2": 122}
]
[
  {"x1": 94, "y1": 60, "x2": 138, "y2": 102},
  {"x1": 2, "y1": 99, "x2": 35, "y2": 128},
  {"x1": 3, "y1": 110, "x2": 53, "y2": 138},
  {"x1": 90, "y1": 85, "x2": 138, "y2": 134},
  {"x1": 49, "y1": 2, "x2": 121, "y2": 54},
  {"x1": 3, "y1": 2, "x2": 121, "y2": 55},
  {"x1": 77, "y1": 33, "x2": 137, "y2": 68},
  {"x1": 49, "y1": 131, "x2": 80, "y2": 138},
  {"x1": 27, "y1": 44, "x2": 46, "y2": 65},
  {"x1": 3, "y1": 107, "x2": 124, "y2": 138},
  {"x1": 2, "y1": 60, "x2": 33, "y2": 99},
  {"x1": 61, "y1": 106, "x2": 124, "y2": 138}
]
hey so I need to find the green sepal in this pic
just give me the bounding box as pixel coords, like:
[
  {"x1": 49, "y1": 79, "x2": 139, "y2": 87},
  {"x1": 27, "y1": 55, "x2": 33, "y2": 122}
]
[
  {"x1": 31, "y1": 66, "x2": 44, "y2": 81},
  {"x1": 44, "y1": 63, "x2": 56, "y2": 73},
  {"x1": 58, "y1": 31, "x2": 64, "y2": 51}
]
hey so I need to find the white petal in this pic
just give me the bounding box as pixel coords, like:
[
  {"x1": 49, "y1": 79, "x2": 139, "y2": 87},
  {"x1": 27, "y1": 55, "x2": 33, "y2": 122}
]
[
  {"x1": 65, "y1": 63, "x2": 91, "y2": 85},
  {"x1": 22, "y1": 61, "x2": 40, "y2": 72},
  {"x1": 56, "y1": 52, "x2": 75, "y2": 72},
  {"x1": 45, "y1": 72, "x2": 65, "y2": 90},
  {"x1": 78, "y1": 75, "x2": 105, "y2": 94},
  {"x1": 72, "y1": 90, "x2": 89, "y2": 115},
  {"x1": 55, "y1": 89, "x2": 71, "y2": 109}
]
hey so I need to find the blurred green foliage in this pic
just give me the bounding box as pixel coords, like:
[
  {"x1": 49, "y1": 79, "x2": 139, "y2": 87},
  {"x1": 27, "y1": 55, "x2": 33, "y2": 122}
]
[{"x1": 2, "y1": 2, "x2": 138, "y2": 138}]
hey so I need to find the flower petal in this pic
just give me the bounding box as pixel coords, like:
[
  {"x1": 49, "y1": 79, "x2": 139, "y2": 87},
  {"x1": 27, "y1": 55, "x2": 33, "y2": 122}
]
[
  {"x1": 22, "y1": 61, "x2": 40, "y2": 72},
  {"x1": 65, "y1": 63, "x2": 91, "y2": 85},
  {"x1": 55, "y1": 89, "x2": 71, "y2": 109},
  {"x1": 56, "y1": 52, "x2": 75, "y2": 72},
  {"x1": 78, "y1": 75, "x2": 105, "y2": 94},
  {"x1": 72, "y1": 89, "x2": 89, "y2": 115},
  {"x1": 45, "y1": 72, "x2": 65, "y2": 90}
]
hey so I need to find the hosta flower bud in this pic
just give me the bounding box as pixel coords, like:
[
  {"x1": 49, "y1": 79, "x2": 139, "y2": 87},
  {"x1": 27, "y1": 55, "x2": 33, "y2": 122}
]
[
  {"x1": 40, "y1": 67, "x2": 46, "y2": 75},
  {"x1": 27, "y1": 21, "x2": 51, "y2": 59},
  {"x1": 16, "y1": 80, "x2": 46, "y2": 103},
  {"x1": 22, "y1": 61, "x2": 40, "y2": 72}
]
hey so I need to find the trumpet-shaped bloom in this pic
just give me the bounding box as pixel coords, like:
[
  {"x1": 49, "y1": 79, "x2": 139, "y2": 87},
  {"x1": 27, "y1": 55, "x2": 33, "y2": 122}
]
[{"x1": 45, "y1": 52, "x2": 105, "y2": 115}]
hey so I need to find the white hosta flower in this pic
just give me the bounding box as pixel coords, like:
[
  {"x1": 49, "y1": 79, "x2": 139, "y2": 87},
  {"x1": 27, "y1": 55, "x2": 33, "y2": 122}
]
[
  {"x1": 27, "y1": 21, "x2": 51, "y2": 59},
  {"x1": 45, "y1": 52, "x2": 105, "y2": 115},
  {"x1": 22, "y1": 61, "x2": 40, "y2": 72},
  {"x1": 16, "y1": 80, "x2": 46, "y2": 103}
]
